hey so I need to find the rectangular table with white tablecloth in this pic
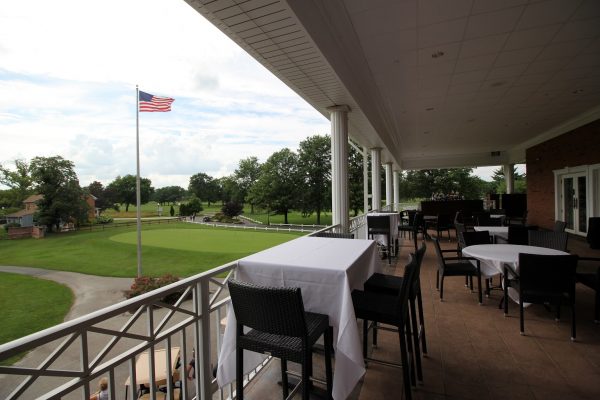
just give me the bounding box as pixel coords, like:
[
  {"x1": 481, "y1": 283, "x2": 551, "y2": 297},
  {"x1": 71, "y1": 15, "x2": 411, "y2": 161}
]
[{"x1": 216, "y1": 236, "x2": 381, "y2": 400}]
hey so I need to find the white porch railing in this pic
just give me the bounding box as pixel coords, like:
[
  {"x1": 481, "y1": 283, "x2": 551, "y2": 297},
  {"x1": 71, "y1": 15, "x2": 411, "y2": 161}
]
[{"x1": 0, "y1": 216, "x2": 370, "y2": 400}]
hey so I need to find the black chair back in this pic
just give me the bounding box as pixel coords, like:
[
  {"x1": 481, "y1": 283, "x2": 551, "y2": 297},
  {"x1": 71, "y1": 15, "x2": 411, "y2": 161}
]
[
  {"x1": 394, "y1": 254, "x2": 417, "y2": 317},
  {"x1": 507, "y1": 225, "x2": 531, "y2": 245},
  {"x1": 313, "y1": 232, "x2": 354, "y2": 239},
  {"x1": 519, "y1": 253, "x2": 577, "y2": 297},
  {"x1": 554, "y1": 220, "x2": 566, "y2": 233},
  {"x1": 588, "y1": 217, "x2": 600, "y2": 249},
  {"x1": 432, "y1": 237, "x2": 446, "y2": 271},
  {"x1": 528, "y1": 231, "x2": 568, "y2": 251},
  {"x1": 477, "y1": 215, "x2": 502, "y2": 226},
  {"x1": 228, "y1": 279, "x2": 307, "y2": 337},
  {"x1": 461, "y1": 230, "x2": 491, "y2": 246},
  {"x1": 368, "y1": 215, "x2": 390, "y2": 234}
]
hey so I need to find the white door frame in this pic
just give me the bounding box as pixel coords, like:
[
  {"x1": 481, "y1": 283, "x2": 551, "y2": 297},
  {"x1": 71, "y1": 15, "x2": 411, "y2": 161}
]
[{"x1": 554, "y1": 164, "x2": 600, "y2": 236}]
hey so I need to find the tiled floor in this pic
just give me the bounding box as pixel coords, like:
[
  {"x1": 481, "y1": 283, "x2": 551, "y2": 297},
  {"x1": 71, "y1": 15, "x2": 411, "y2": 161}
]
[{"x1": 243, "y1": 233, "x2": 600, "y2": 400}]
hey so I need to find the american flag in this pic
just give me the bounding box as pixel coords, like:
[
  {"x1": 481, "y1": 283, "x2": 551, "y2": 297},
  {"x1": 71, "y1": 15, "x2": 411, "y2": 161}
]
[{"x1": 138, "y1": 90, "x2": 174, "y2": 112}]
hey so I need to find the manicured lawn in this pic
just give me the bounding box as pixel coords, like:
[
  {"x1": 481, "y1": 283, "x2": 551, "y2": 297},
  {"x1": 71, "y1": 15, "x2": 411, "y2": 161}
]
[
  {"x1": 0, "y1": 272, "x2": 73, "y2": 364},
  {"x1": 0, "y1": 223, "x2": 302, "y2": 277}
]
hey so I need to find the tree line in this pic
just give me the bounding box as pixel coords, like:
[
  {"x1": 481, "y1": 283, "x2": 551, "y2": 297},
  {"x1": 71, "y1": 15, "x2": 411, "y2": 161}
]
[{"x1": 0, "y1": 135, "x2": 525, "y2": 229}]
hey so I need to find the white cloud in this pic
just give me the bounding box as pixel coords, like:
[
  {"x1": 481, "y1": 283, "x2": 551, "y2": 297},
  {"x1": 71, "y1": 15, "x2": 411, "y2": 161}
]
[{"x1": 0, "y1": 0, "x2": 330, "y2": 189}]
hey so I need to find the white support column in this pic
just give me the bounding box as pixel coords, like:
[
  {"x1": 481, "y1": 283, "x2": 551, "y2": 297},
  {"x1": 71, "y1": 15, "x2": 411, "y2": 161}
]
[
  {"x1": 385, "y1": 162, "x2": 393, "y2": 207},
  {"x1": 362, "y1": 146, "x2": 369, "y2": 215},
  {"x1": 328, "y1": 105, "x2": 351, "y2": 232},
  {"x1": 371, "y1": 148, "x2": 382, "y2": 211},
  {"x1": 504, "y1": 164, "x2": 515, "y2": 194},
  {"x1": 393, "y1": 170, "x2": 401, "y2": 211}
]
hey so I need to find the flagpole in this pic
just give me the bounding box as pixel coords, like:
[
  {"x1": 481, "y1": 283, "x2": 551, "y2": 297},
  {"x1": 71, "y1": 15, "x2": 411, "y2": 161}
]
[{"x1": 135, "y1": 85, "x2": 143, "y2": 277}]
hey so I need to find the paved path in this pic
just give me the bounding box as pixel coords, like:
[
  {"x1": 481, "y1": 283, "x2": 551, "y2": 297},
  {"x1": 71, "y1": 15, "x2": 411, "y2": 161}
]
[{"x1": 0, "y1": 266, "x2": 132, "y2": 321}]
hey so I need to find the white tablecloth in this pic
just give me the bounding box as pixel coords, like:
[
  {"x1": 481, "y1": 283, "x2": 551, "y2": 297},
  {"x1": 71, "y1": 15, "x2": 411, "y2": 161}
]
[
  {"x1": 216, "y1": 236, "x2": 381, "y2": 400},
  {"x1": 462, "y1": 244, "x2": 568, "y2": 302},
  {"x1": 366, "y1": 212, "x2": 400, "y2": 247},
  {"x1": 474, "y1": 226, "x2": 508, "y2": 241}
]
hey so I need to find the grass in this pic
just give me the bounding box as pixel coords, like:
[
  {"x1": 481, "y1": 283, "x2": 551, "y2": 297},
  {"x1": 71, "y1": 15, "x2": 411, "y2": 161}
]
[
  {"x1": 0, "y1": 272, "x2": 73, "y2": 364},
  {"x1": 0, "y1": 223, "x2": 302, "y2": 277}
]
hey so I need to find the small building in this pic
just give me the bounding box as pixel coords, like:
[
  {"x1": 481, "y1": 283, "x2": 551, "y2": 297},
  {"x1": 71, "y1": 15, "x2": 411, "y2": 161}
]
[{"x1": 5, "y1": 194, "x2": 43, "y2": 227}]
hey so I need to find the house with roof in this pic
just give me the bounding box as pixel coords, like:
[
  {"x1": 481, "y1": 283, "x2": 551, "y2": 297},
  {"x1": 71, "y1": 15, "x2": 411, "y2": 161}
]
[{"x1": 5, "y1": 194, "x2": 43, "y2": 227}]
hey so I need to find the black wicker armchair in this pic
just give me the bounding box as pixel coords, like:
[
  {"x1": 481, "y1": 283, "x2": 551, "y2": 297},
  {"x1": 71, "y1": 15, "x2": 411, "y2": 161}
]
[{"x1": 227, "y1": 279, "x2": 333, "y2": 400}]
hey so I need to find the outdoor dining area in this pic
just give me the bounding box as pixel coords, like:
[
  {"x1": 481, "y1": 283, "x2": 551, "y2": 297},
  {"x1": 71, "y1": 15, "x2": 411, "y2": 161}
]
[{"x1": 210, "y1": 211, "x2": 600, "y2": 400}]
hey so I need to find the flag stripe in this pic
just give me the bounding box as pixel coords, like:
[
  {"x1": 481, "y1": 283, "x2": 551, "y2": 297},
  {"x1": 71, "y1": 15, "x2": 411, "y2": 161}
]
[{"x1": 139, "y1": 90, "x2": 174, "y2": 112}]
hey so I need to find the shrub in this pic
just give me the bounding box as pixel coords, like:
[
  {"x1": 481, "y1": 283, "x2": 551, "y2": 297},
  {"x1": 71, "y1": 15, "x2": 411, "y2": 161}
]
[
  {"x1": 4, "y1": 222, "x2": 20, "y2": 232},
  {"x1": 169, "y1": 205, "x2": 174, "y2": 216},
  {"x1": 95, "y1": 215, "x2": 113, "y2": 224},
  {"x1": 127, "y1": 274, "x2": 183, "y2": 304},
  {"x1": 222, "y1": 201, "x2": 243, "y2": 218}
]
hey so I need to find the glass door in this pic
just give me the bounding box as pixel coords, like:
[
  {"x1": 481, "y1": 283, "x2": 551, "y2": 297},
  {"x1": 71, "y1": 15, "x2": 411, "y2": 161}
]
[{"x1": 561, "y1": 173, "x2": 587, "y2": 235}]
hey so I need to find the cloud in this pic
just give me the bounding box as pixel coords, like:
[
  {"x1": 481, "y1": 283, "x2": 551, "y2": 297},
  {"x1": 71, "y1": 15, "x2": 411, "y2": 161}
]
[{"x1": 0, "y1": 0, "x2": 330, "y2": 189}]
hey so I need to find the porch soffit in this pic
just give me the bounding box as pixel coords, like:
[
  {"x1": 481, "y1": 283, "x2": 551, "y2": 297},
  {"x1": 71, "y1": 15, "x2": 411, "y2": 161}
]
[{"x1": 186, "y1": 0, "x2": 600, "y2": 170}]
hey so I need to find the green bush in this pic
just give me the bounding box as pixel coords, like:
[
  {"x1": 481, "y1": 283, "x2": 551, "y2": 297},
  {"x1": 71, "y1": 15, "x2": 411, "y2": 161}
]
[
  {"x1": 127, "y1": 274, "x2": 183, "y2": 304},
  {"x1": 222, "y1": 201, "x2": 243, "y2": 218},
  {"x1": 4, "y1": 222, "x2": 20, "y2": 232},
  {"x1": 95, "y1": 215, "x2": 113, "y2": 224}
]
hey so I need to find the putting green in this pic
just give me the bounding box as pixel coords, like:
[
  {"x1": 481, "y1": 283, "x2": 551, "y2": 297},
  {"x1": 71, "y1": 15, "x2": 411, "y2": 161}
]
[{"x1": 109, "y1": 228, "x2": 298, "y2": 253}]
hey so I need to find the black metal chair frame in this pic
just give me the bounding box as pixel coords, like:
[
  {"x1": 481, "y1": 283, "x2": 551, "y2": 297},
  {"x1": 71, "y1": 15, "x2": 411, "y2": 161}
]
[
  {"x1": 351, "y1": 255, "x2": 419, "y2": 400},
  {"x1": 433, "y1": 237, "x2": 483, "y2": 304},
  {"x1": 512, "y1": 253, "x2": 578, "y2": 340},
  {"x1": 576, "y1": 256, "x2": 600, "y2": 323},
  {"x1": 363, "y1": 242, "x2": 428, "y2": 383},
  {"x1": 368, "y1": 214, "x2": 394, "y2": 264},
  {"x1": 527, "y1": 230, "x2": 568, "y2": 252},
  {"x1": 312, "y1": 232, "x2": 354, "y2": 239},
  {"x1": 228, "y1": 279, "x2": 333, "y2": 400}
]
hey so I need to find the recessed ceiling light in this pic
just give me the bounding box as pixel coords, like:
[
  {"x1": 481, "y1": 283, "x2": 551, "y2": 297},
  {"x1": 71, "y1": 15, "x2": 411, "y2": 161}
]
[
  {"x1": 425, "y1": 107, "x2": 435, "y2": 111},
  {"x1": 431, "y1": 51, "x2": 445, "y2": 58}
]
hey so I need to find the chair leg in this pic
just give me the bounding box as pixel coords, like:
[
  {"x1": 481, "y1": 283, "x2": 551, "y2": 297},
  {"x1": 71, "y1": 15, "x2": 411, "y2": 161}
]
[
  {"x1": 519, "y1": 299, "x2": 525, "y2": 335},
  {"x1": 477, "y1": 273, "x2": 483, "y2": 304},
  {"x1": 363, "y1": 319, "x2": 369, "y2": 359},
  {"x1": 398, "y1": 326, "x2": 413, "y2": 400},
  {"x1": 236, "y1": 346, "x2": 244, "y2": 400},
  {"x1": 595, "y1": 287, "x2": 600, "y2": 323},
  {"x1": 324, "y1": 327, "x2": 333, "y2": 399},
  {"x1": 416, "y1": 289, "x2": 428, "y2": 354},
  {"x1": 436, "y1": 271, "x2": 439, "y2": 290},
  {"x1": 373, "y1": 321, "x2": 378, "y2": 347},
  {"x1": 302, "y1": 351, "x2": 310, "y2": 400},
  {"x1": 409, "y1": 297, "x2": 423, "y2": 381},
  {"x1": 503, "y1": 273, "x2": 509, "y2": 315},
  {"x1": 281, "y1": 359, "x2": 289, "y2": 400},
  {"x1": 440, "y1": 275, "x2": 445, "y2": 301},
  {"x1": 571, "y1": 301, "x2": 576, "y2": 341}
]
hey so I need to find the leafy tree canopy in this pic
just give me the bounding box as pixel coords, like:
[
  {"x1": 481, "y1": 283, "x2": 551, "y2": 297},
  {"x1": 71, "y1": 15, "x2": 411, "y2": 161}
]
[
  {"x1": 153, "y1": 185, "x2": 186, "y2": 205},
  {"x1": 0, "y1": 159, "x2": 34, "y2": 207},
  {"x1": 106, "y1": 174, "x2": 153, "y2": 212},
  {"x1": 297, "y1": 135, "x2": 331, "y2": 224}
]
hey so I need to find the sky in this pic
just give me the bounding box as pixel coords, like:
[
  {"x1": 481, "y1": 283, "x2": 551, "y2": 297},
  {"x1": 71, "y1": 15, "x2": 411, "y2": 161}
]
[{"x1": 0, "y1": 0, "x2": 506, "y2": 190}]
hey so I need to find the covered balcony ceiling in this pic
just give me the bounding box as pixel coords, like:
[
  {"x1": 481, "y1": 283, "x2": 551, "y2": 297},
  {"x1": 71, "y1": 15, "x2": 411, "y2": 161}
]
[{"x1": 186, "y1": 0, "x2": 600, "y2": 170}]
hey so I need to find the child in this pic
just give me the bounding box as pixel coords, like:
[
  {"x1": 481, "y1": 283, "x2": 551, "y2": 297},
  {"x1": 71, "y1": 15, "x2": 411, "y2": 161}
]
[{"x1": 90, "y1": 377, "x2": 108, "y2": 400}]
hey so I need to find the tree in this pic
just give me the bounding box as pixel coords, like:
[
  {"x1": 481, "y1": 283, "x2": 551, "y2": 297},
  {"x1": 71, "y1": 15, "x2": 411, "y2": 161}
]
[
  {"x1": 107, "y1": 175, "x2": 153, "y2": 212},
  {"x1": 234, "y1": 157, "x2": 262, "y2": 212},
  {"x1": 153, "y1": 186, "x2": 186, "y2": 205},
  {"x1": 189, "y1": 172, "x2": 220, "y2": 206},
  {"x1": 297, "y1": 135, "x2": 331, "y2": 224},
  {"x1": 248, "y1": 148, "x2": 299, "y2": 224},
  {"x1": 217, "y1": 176, "x2": 243, "y2": 205},
  {"x1": 491, "y1": 166, "x2": 527, "y2": 194},
  {"x1": 29, "y1": 156, "x2": 88, "y2": 232},
  {"x1": 169, "y1": 205, "x2": 175, "y2": 216},
  {"x1": 0, "y1": 159, "x2": 33, "y2": 207},
  {"x1": 348, "y1": 145, "x2": 365, "y2": 216},
  {"x1": 401, "y1": 168, "x2": 487, "y2": 200},
  {"x1": 222, "y1": 201, "x2": 243, "y2": 218},
  {"x1": 85, "y1": 181, "x2": 114, "y2": 214}
]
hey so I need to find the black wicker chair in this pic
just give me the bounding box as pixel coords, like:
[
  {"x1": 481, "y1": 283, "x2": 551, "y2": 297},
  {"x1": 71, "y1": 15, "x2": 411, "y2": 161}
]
[
  {"x1": 398, "y1": 210, "x2": 416, "y2": 239},
  {"x1": 528, "y1": 231, "x2": 568, "y2": 251},
  {"x1": 368, "y1": 215, "x2": 393, "y2": 264},
  {"x1": 351, "y1": 255, "x2": 418, "y2": 400},
  {"x1": 496, "y1": 225, "x2": 536, "y2": 245},
  {"x1": 433, "y1": 237, "x2": 483, "y2": 304},
  {"x1": 227, "y1": 279, "x2": 333, "y2": 400},
  {"x1": 554, "y1": 220, "x2": 567, "y2": 233},
  {"x1": 460, "y1": 230, "x2": 493, "y2": 294},
  {"x1": 313, "y1": 232, "x2": 354, "y2": 239},
  {"x1": 576, "y1": 256, "x2": 600, "y2": 323},
  {"x1": 516, "y1": 253, "x2": 578, "y2": 340},
  {"x1": 426, "y1": 213, "x2": 453, "y2": 241},
  {"x1": 363, "y1": 242, "x2": 428, "y2": 382}
]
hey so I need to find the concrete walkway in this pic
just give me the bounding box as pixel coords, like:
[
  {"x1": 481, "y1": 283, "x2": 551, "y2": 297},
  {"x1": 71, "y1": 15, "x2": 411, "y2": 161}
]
[{"x1": 0, "y1": 266, "x2": 132, "y2": 321}]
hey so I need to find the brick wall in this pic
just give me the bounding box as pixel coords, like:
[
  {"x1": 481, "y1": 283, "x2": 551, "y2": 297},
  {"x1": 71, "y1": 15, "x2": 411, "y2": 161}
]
[{"x1": 526, "y1": 119, "x2": 600, "y2": 230}]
